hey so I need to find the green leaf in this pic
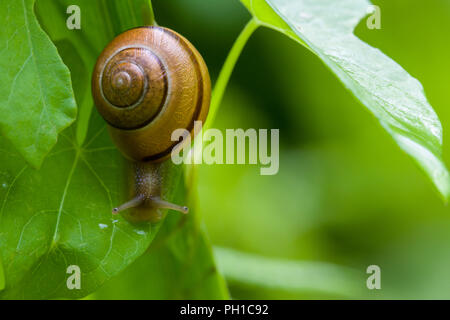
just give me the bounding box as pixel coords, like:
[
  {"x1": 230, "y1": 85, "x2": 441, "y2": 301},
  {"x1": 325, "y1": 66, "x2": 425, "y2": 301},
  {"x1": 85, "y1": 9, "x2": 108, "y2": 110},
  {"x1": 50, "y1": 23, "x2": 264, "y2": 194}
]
[
  {"x1": 0, "y1": 0, "x2": 226, "y2": 299},
  {"x1": 0, "y1": 0, "x2": 77, "y2": 168},
  {"x1": 240, "y1": 0, "x2": 305, "y2": 46},
  {"x1": 0, "y1": 110, "x2": 191, "y2": 299},
  {"x1": 0, "y1": 113, "x2": 182, "y2": 299},
  {"x1": 0, "y1": 256, "x2": 5, "y2": 291},
  {"x1": 241, "y1": 0, "x2": 450, "y2": 198},
  {"x1": 215, "y1": 247, "x2": 365, "y2": 298},
  {"x1": 95, "y1": 168, "x2": 229, "y2": 300},
  {"x1": 95, "y1": 204, "x2": 229, "y2": 299},
  {"x1": 0, "y1": 0, "x2": 159, "y2": 299}
]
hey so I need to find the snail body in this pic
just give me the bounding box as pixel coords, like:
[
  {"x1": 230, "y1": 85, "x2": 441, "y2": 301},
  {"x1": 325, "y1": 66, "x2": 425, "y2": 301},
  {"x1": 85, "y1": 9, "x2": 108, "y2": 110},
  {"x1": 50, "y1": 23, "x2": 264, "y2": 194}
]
[{"x1": 92, "y1": 26, "x2": 210, "y2": 221}]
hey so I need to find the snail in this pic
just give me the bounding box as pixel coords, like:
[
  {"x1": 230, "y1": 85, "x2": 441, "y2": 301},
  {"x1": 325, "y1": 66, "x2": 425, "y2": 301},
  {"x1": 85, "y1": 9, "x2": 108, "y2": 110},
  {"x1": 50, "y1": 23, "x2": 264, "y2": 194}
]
[{"x1": 92, "y1": 26, "x2": 210, "y2": 222}]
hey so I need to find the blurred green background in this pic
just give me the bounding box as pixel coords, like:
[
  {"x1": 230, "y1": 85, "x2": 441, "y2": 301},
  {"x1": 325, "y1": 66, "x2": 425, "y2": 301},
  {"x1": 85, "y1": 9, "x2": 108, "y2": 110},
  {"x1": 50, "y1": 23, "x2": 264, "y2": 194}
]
[{"x1": 97, "y1": 0, "x2": 450, "y2": 299}]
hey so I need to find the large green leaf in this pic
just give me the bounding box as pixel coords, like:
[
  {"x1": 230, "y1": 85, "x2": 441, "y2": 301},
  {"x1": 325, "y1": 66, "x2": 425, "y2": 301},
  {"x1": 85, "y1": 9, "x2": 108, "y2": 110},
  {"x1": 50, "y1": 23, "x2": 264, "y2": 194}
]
[
  {"x1": 240, "y1": 0, "x2": 450, "y2": 198},
  {"x1": 95, "y1": 163, "x2": 229, "y2": 300},
  {"x1": 88, "y1": 147, "x2": 229, "y2": 300},
  {"x1": 95, "y1": 202, "x2": 229, "y2": 299},
  {"x1": 0, "y1": 0, "x2": 226, "y2": 299},
  {"x1": 0, "y1": 112, "x2": 182, "y2": 299},
  {"x1": 0, "y1": 0, "x2": 77, "y2": 168},
  {"x1": 0, "y1": 0, "x2": 157, "y2": 299}
]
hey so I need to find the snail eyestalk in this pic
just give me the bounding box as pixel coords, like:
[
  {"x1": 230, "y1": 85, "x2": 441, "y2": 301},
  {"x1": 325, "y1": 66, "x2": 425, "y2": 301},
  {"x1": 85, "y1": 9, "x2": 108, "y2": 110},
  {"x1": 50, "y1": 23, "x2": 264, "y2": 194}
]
[
  {"x1": 149, "y1": 197, "x2": 189, "y2": 214},
  {"x1": 112, "y1": 196, "x2": 189, "y2": 215},
  {"x1": 112, "y1": 196, "x2": 144, "y2": 214}
]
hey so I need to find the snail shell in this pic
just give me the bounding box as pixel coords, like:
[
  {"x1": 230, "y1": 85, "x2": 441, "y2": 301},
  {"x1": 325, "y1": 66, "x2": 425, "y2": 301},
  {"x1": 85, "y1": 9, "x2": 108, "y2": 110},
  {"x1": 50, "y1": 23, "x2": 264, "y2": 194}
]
[
  {"x1": 92, "y1": 26, "x2": 210, "y2": 162},
  {"x1": 92, "y1": 26, "x2": 211, "y2": 222}
]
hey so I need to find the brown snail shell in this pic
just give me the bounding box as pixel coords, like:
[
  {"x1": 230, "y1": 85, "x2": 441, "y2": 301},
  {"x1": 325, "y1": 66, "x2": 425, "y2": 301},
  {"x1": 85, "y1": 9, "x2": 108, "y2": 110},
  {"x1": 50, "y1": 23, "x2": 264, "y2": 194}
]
[
  {"x1": 92, "y1": 26, "x2": 210, "y2": 221},
  {"x1": 92, "y1": 26, "x2": 210, "y2": 162}
]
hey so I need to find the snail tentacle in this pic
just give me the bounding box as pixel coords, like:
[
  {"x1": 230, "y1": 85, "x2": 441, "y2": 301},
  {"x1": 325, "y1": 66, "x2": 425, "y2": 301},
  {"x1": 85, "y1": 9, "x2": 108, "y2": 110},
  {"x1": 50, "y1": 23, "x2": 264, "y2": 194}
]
[
  {"x1": 149, "y1": 197, "x2": 189, "y2": 214},
  {"x1": 112, "y1": 196, "x2": 144, "y2": 214}
]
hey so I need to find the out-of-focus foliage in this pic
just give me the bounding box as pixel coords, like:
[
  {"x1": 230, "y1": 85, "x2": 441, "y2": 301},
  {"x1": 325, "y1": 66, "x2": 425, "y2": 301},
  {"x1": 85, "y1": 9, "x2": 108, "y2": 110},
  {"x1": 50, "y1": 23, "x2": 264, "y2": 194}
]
[
  {"x1": 2, "y1": 0, "x2": 450, "y2": 300},
  {"x1": 245, "y1": 0, "x2": 450, "y2": 199},
  {"x1": 215, "y1": 247, "x2": 366, "y2": 299},
  {"x1": 145, "y1": 0, "x2": 450, "y2": 299},
  {"x1": 0, "y1": 257, "x2": 4, "y2": 291}
]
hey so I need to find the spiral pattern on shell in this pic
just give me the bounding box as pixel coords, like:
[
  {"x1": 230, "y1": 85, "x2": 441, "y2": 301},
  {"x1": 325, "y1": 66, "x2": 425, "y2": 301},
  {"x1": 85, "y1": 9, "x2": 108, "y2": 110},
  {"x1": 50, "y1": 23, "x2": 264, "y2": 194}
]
[{"x1": 92, "y1": 26, "x2": 210, "y2": 162}]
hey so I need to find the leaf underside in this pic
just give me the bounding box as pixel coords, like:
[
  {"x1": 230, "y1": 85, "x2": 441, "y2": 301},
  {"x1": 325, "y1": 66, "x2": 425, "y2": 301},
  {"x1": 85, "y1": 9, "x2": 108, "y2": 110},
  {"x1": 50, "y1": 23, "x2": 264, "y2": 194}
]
[{"x1": 241, "y1": 0, "x2": 450, "y2": 198}]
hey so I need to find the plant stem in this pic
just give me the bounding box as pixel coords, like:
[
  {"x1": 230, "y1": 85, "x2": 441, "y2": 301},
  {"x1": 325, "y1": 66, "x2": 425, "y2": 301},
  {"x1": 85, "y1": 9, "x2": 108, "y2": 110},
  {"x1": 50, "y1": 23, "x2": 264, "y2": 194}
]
[
  {"x1": 206, "y1": 18, "x2": 259, "y2": 130},
  {"x1": 185, "y1": 19, "x2": 259, "y2": 182},
  {"x1": 144, "y1": 0, "x2": 156, "y2": 26}
]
